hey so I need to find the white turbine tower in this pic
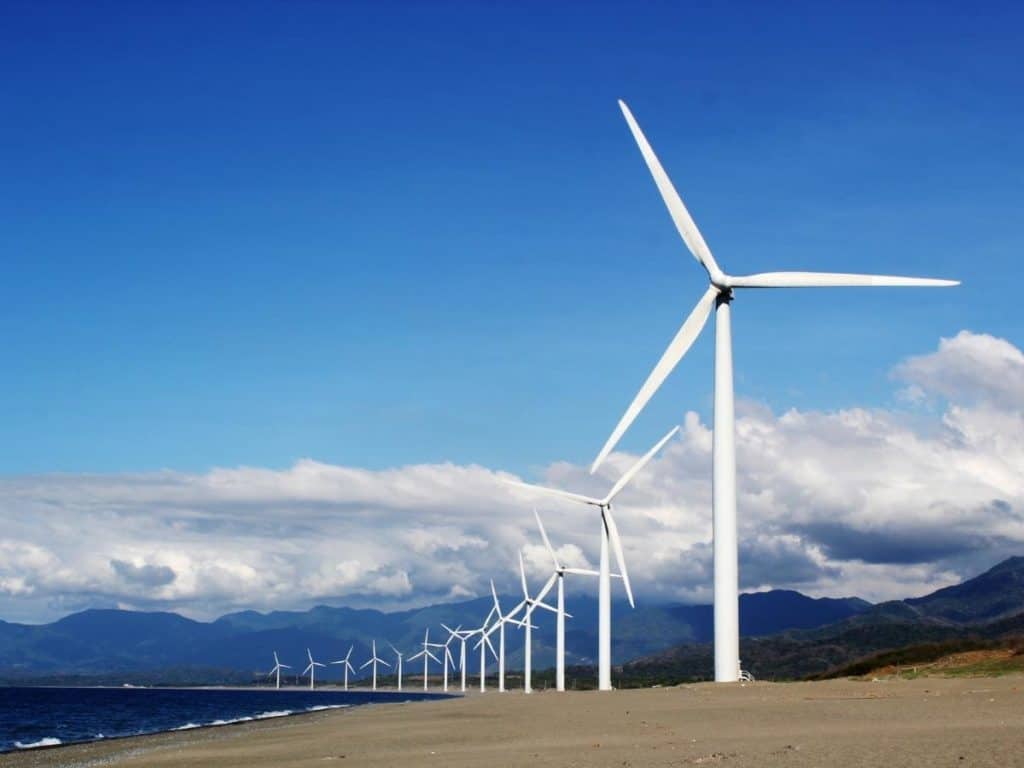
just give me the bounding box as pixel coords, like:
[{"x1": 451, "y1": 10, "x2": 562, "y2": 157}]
[
  {"x1": 303, "y1": 648, "x2": 326, "y2": 690},
  {"x1": 533, "y1": 510, "x2": 598, "y2": 692},
  {"x1": 360, "y1": 640, "x2": 390, "y2": 690},
  {"x1": 330, "y1": 645, "x2": 356, "y2": 690},
  {"x1": 590, "y1": 100, "x2": 960, "y2": 682},
  {"x1": 267, "y1": 651, "x2": 291, "y2": 690},
  {"x1": 479, "y1": 579, "x2": 526, "y2": 692},
  {"x1": 389, "y1": 643, "x2": 405, "y2": 691},
  {"x1": 517, "y1": 550, "x2": 559, "y2": 694},
  {"x1": 408, "y1": 629, "x2": 442, "y2": 691},
  {"x1": 506, "y1": 425, "x2": 679, "y2": 690}
]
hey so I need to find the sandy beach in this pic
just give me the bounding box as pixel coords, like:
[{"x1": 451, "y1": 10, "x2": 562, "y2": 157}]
[{"x1": 2, "y1": 675, "x2": 1022, "y2": 767}]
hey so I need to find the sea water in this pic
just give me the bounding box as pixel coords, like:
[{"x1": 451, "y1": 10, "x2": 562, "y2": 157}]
[{"x1": 0, "y1": 687, "x2": 452, "y2": 752}]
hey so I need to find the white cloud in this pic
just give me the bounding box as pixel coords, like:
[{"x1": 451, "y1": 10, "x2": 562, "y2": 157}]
[{"x1": 0, "y1": 330, "x2": 1022, "y2": 624}]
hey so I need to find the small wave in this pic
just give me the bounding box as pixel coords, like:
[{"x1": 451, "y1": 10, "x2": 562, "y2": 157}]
[
  {"x1": 306, "y1": 704, "x2": 348, "y2": 712},
  {"x1": 173, "y1": 723, "x2": 201, "y2": 731},
  {"x1": 255, "y1": 710, "x2": 293, "y2": 719},
  {"x1": 15, "y1": 738, "x2": 62, "y2": 749}
]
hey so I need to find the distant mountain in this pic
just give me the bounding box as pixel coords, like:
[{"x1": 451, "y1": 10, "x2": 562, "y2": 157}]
[
  {"x1": 0, "y1": 585, "x2": 870, "y2": 683},
  {"x1": 623, "y1": 556, "x2": 1024, "y2": 683}
]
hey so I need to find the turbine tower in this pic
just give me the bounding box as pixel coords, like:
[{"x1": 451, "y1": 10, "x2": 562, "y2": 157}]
[
  {"x1": 267, "y1": 651, "x2": 290, "y2": 690},
  {"x1": 591, "y1": 100, "x2": 959, "y2": 682},
  {"x1": 330, "y1": 645, "x2": 356, "y2": 690},
  {"x1": 506, "y1": 425, "x2": 679, "y2": 690},
  {"x1": 303, "y1": 648, "x2": 325, "y2": 690},
  {"x1": 360, "y1": 640, "x2": 390, "y2": 690}
]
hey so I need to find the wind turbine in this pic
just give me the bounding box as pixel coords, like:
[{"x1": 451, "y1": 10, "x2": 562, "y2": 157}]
[
  {"x1": 590, "y1": 100, "x2": 960, "y2": 682},
  {"x1": 360, "y1": 640, "x2": 390, "y2": 690},
  {"x1": 389, "y1": 643, "x2": 405, "y2": 691},
  {"x1": 441, "y1": 624, "x2": 469, "y2": 692},
  {"x1": 470, "y1": 614, "x2": 498, "y2": 692},
  {"x1": 303, "y1": 648, "x2": 326, "y2": 690},
  {"x1": 479, "y1": 579, "x2": 526, "y2": 692},
  {"x1": 516, "y1": 550, "x2": 559, "y2": 694},
  {"x1": 408, "y1": 629, "x2": 442, "y2": 691},
  {"x1": 267, "y1": 651, "x2": 291, "y2": 690},
  {"x1": 330, "y1": 645, "x2": 356, "y2": 691},
  {"x1": 506, "y1": 425, "x2": 679, "y2": 690},
  {"x1": 533, "y1": 510, "x2": 596, "y2": 692}
]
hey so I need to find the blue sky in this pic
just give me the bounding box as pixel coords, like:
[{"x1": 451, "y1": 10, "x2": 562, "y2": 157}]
[{"x1": 1, "y1": 0, "x2": 1021, "y2": 478}]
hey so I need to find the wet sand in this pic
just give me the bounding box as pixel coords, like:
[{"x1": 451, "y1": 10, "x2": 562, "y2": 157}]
[{"x1": 3, "y1": 675, "x2": 1022, "y2": 767}]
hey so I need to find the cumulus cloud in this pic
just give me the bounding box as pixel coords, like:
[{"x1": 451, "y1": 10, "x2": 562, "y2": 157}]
[{"x1": 0, "y1": 330, "x2": 1022, "y2": 624}]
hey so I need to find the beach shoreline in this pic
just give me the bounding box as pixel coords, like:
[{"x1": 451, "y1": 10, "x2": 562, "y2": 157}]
[{"x1": 2, "y1": 675, "x2": 1022, "y2": 767}]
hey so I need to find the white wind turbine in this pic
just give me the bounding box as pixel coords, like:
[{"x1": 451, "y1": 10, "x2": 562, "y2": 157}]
[
  {"x1": 441, "y1": 624, "x2": 469, "y2": 692},
  {"x1": 330, "y1": 645, "x2": 356, "y2": 690},
  {"x1": 389, "y1": 643, "x2": 405, "y2": 691},
  {"x1": 468, "y1": 608, "x2": 499, "y2": 692},
  {"x1": 506, "y1": 425, "x2": 679, "y2": 690},
  {"x1": 590, "y1": 100, "x2": 960, "y2": 682},
  {"x1": 267, "y1": 651, "x2": 291, "y2": 690},
  {"x1": 303, "y1": 648, "x2": 326, "y2": 690},
  {"x1": 516, "y1": 550, "x2": 560, "y2": 694},
  {"x1": 408, "y1": 629, "x2": 442, "y2": 691},
  {"x1": 533, "y1": 510, "x2": 600, "y2": 692},
  {"x1": 360, "y1": 640, "x2": 390, "y2": 690},
  {"x1": 479, "y1": 579, "x2": 526, "y2": 692}
]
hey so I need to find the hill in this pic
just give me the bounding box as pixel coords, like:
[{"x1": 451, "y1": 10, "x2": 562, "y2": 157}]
[{"x1": 621, "y1": 556, "x2": 1024, "y2": 683}]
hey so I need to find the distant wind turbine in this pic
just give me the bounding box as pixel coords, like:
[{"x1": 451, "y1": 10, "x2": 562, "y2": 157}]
[
  {"x1": 506, "y1": 425, "x2": 679, "y2": 690},
  {"x1": 303, "y1": 648, "x2": 326, "y2": 690},
  {"x1": 479, "y1": 579, "x2": 526, "y2": 692},
  {"x1": 590, "y1": 100, "x2": 959, "y2": 682},
  {"x1": 533, "y1": 509, "x2": 596, "y2": 692},
  {"x1": 267, "y1": 651, "x2": 291, "y2": 690},
  {"x1": 389, "y1": 643, "x2": 405, "y2": 691},
  {"x1": 360, "y1": 640, "x2": 390, "y2": 690},
  {"x1": 408, "y1": 629, "x2": 442, "y2": 691},
  {"x1": 330, "y1": 645, "x2": 356, "y2": 691},
  {"x1": 516, "y1": 550, "x2": 560, "y2": 694}
]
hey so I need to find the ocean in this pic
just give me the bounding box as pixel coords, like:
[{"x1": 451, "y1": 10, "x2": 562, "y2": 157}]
[{"x1": 0, "y1": 686, "x2": 454, "y2": 752}]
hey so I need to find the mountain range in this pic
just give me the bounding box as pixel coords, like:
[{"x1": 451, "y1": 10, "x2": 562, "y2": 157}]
[{"x1": 1, "y1": 556, "x2": 1020, "y2": 684}]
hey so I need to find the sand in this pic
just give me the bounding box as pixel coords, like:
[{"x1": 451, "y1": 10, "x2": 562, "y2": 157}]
[{"x1": 3, "y1": 676, "x2": 1022, "y2": 767}]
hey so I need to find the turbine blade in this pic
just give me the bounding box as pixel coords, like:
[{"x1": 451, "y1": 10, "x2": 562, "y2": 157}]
[
  {"x1": 534, "y1": 509, "x2": 560, "y2": 569},
  {"x1": 618, "y1": 100, "x2": 722, "y2": 279},
  {"x1": 603, "y1": 507, "x2": 635, "y2": 608},
  {"x1": 590, "y1": 287, "x2": 716, "y2": 474},
  {"x1": 504, "y1": 478, "x2": 602, "y2": 507},
  {"x1": 483, "y1": 631, "x2": 497, "y2": 659},
  {"x1": 728, "y1": 272, "x2": 960, "y2": 288},
  {"x1": 534, "y1": 572, "x2": 558, "y2": 605},
  {"x1": 519, "y1": 550, "x2": 529, "y2": 598},
  {"x1": 563, "y1": 567, "x2": 600, "y2": 577},
  {"x1": 603, "y1": 424, "x2": 680, "y2": 503},
  {"x1": 490, "y1": 579, "x2": 502, "y2": 615}
]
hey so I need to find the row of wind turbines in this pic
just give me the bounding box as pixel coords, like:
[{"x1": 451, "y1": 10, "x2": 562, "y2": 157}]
[
  {"x1": 273, "y1": 98, "x2": 957, "y2": 689},
  {"x1": 264, "y1": 429, "x2": 680, "y2": 694}
]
